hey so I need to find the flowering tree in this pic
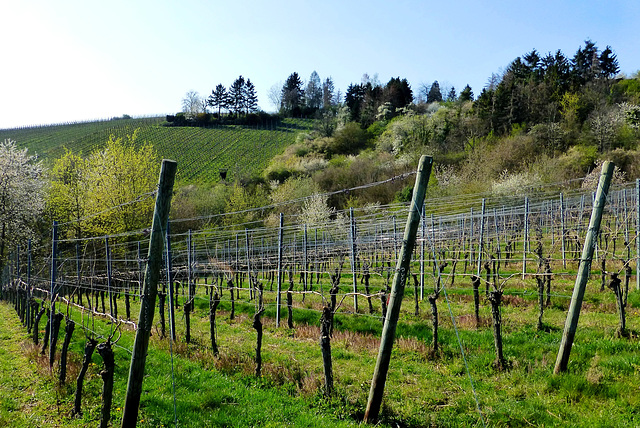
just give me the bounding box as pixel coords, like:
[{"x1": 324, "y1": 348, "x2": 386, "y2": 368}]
[{"x1": 0, "y1": 139, "x2": 45, "y2": 273}]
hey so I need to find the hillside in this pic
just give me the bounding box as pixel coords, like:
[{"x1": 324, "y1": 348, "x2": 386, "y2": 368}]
[{"x1": 0, "y1": 117, "x2": 313, "y2": 184}]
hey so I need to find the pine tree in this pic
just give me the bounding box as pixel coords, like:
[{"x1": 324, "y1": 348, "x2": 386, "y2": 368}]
[
  {"x1": 322, "y1": 77, "x2": 335, "y2": 109},
  {"x1": 245, "y1": 79, "x2": 258, "y2": 113},
  {"x1": 459, "y1": 84, "x2": 474, "y2": 102},
  {"x1": 281, "y1": 72, "x2": 304, "y2": 116},
  {"x1": 305, "y1": 71, "x2": 322, "y2": 111},
  {"x1": 208, "y1": 84, "x2": 228, "y2": 118},
  {"x1": 229, "y1": 76, "x2": 246, "y2": 116},
  {"x1": 427, "y1": 80, "x2": 443, "y2": 103}
]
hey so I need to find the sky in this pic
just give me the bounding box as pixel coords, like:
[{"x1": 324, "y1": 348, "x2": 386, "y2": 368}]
[{"x1": 1, "y1": 0, "x2": 639, "y2": 129}]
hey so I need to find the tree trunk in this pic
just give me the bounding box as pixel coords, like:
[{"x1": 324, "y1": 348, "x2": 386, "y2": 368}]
[
  {"x1": 49, "y1": 312, "x2": 64, "y2": 368},
  {"x1": 488, "y1": 290, "x2": 506, "y2": 370},
  {"x1": 184, "y1": 300, "x2": 192, "y2": 344},
  {"x1": 158, "y1": 292, "x2": 166, "y2": 339},
  {"x1": 536, "y1": 276, "x2": 545, "y2": 331},
  {"x1": 428, "y1": 294, "x2": 438, "y2": 353},
  {"x1": 98, "y1": 341, "x2": 115, "y2": 428},
  {"x1": 59, "y1": 317, "x2": 75, "y2": 385},
  {"x1": 209, "y1": 292, "x2": 220, "y2": 356},
  {"x1": 73, "y1": 338, "x2": 98, "y2": 416},
  {"x1": 471, "y1": 275, "x2": 480, "y2": 329},
  {"x1": 320, "y1": 306, "x2": 333, "y2": 396},
  {"x1": 412, "y1": 274, "x2": 420, "y2": 316},
  {"x1": 608, "y1": 273, "x2": 627, "y2": 337},
  {"x1": 253, "y1": 309, "x2": 264, "y2": 377},
  {"x1": 228, "y1": 279, "x2": 235, "y2": 321},
  {"x1": 33, "y1": 306, "x2": 45, "y2": 345}
]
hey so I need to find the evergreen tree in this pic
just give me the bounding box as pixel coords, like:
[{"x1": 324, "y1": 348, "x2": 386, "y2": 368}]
[
  {"x1": 245, "y1": 79, "x2": 258, "y2": 113},
  {"x1": 345, "y1": 83, "x2": 365, "y2": 121},
  {"x1": 599, "y1": 46, "x2": 620, "y2": 79},
  {"x1": 384, "y1": 77, "x2": 413, "y2": 111},
  {"x1": 305, "y1": 71, "x2": 323, "y2": 111},
  {"x1": 229, "y1": 76, "x2": 246, "y2": 116},
  {"x1": 208, "y1": 84, "x2": 228, "y2": 118},
  {"x1": 322, "y1": 77, "x2": 335, "y2": 109},
  {"x1": 427, "y1": 80, "x2": 443, "y2": 103},
  {"x1": 281, "y1": 72, "x2": 304, "y2": 116},
  {"x1": 446, "y1": 86, "x2": 457, "y2": 102},
  {"x1": 459, "y1": 84, "x2": 474, "y2": 102}
]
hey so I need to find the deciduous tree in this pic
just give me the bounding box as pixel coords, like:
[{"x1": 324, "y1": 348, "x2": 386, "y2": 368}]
[{"x1": 0, "y1": 139, "x2": 45, "y2": 273}]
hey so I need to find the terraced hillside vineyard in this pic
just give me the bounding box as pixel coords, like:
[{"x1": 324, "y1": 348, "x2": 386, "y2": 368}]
[{"x1": 0, "y1": 117, "x2": 313, "y2": 184}]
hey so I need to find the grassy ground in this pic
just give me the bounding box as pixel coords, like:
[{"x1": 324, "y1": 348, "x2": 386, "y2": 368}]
[{"x1": 3, "y1": 266, "x2": 640, "y2": 427}]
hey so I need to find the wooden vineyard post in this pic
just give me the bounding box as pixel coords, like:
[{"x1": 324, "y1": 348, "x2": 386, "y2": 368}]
[
  {"x1": 560, "y1": 193, "x2": 566, "y2": 269},
  {"x1": 350, "y1": 207, "x2": 358, "y2": 312},
  {"x1": 363, "y1": 155, "x2": 433, "y2": 423},
  {"x1": 522, "y1": 197, "x2": 529, "y2": 279},
  {"x1": 276, "y1": 213, "x2": 283, "y2": 327},
  {"x1": 554, "y1": 161, "x2": 614, "y2": 374},
  {"x1": 476, "y1": 199, "x2": 486, "y2": 277},
  {"x1": 636, "y1": 179, "x2": 639, "y2": 291},
  {"x1": 165, "y1": 222, "x2": 176, "y2": 341},
  {"x1": 121, "y1": 159, "x2": 177, "y2": 428},
  {"x1": 49, "y1": 221, "x2": 59, "y2": 368}
]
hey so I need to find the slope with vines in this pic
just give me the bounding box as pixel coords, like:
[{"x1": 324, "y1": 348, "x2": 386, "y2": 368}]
[{"x1": 0, "y1": 117, "x2": 312, "y2": 184}]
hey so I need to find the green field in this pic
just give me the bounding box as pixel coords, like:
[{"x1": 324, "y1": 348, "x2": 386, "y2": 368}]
[{"x1": 0, "y1": 117, "x2": 312, "y2": 184}]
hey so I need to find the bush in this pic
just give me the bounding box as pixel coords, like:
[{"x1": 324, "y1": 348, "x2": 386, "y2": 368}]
[{"x1": 328, "y1": 122, "x2": 370, "y2": 156}]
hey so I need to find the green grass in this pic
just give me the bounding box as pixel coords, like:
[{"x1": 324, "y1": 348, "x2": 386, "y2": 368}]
[
  {"x1": 0, "y1": 117, "x2": 313, "y2": 184},
  {"x1": 4, "y1": 260, "x2": 640, "y2": 427}
]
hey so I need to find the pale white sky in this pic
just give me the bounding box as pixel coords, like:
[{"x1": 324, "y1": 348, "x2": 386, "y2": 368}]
[{"x1": 1, "y1": 0, "x2": 639, "y2": 129}]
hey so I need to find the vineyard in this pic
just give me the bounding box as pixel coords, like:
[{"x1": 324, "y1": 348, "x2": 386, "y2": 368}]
[
  {"x1": 0, "y1": 117, "x2": 312, "y2": 184},
  {"x1": 3, "y1": 159, "x2": 640, "y2": 427}
]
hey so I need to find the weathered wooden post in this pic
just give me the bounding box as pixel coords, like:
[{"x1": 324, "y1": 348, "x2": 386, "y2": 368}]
[
  {"x1": 165, "y1": 222, "x2": 176, "y2": 341},
  {"x1": 349, "y1": 207, "x2": 359, "y2": 312},
  {"x1": 554, "y1": 161, "x2": 613, "y2": 374},
  {"x1": 121, "y1": 159, "x2": 177, "y2": 427},
  {"x1": 522, "y1": 197, "x2": 529, "y2": 279},
  {"x1": 364, "y1": 155, "x2": 432, "y2": 423},
  {"x1": 636, "y1": 179, "x2": 640, "y2": 291},
  {"x1": 276, "y1": 213, "x2": 284, "y2": 327}
]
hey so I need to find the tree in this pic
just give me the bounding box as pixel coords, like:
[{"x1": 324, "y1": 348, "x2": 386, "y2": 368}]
[
  {"x1": 281, "y1": 72, "x2": 304, "y2": 116},
  {"x1": 345, "y1": 83, "x2": 365, "y2": 122},
  {"x1": 599, "y1": 46, "x2": 620, "y2": 79},
  {"x1": 305, "y1": 71, "x2": 323, "y2": 111},
  {"x1": 322, "y1": 77, "x2": 336, "y2": 110},
  {"x1": 228, "y1": 76, "x2": 246, "y2": 116},
  {"x1": 48, "y1": 149, "x2": 87, "y2": 239},
  {"x1": 446, "y1": 86, "x2": 457, "y2": 102},
  {"x1": 427, "y1": 80, "x2": 443, "y2": 103},
  {"x1": 208, "y1": 84, "x2": 228, "y2": 118},
  {"x1": 268, "y1": 81, "x2": 284, "y2": 111},
  {"x1": 0, "y1": 139, "x2": 45, "y2": 273},
  {"x1": 182, "y1": 90, "x2": 203, "y2": 116},
  {"x1": 459, "y1": 84, "x2": 474, "y2": 102},
  {"x1": 84, "y1": 132, "x2": 160, "y2": 236},
  {"x1": 245, "y1": 79, "x2": 259, "y2": 113},
  {"x1": 384, "y1": 77, "x2": 413, "y2": 112}
]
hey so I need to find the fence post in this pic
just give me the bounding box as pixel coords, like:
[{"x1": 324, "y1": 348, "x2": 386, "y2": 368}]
[
  {"x1": 560, "y1": 193, "x2": 566, "y2": 269},
  {"x1": 522, "y1": 197, "x2": 529, "y2": 280},
  {"x1": 166, "y1": 222, "x2": 176, "y2": 341},
  {"x1": 554, "y1": 161, "x2": 614, "y2": 374},
  {"x1": 276, "y1": 213, "x2": 284, "y2": 328},
  {"x1": 121, "y1": 159, "x2": 177, "y2": 427},
  {"x1": 49, "y1": 221, "x2": 58, "y2": 368},
  {"x1": 476, "y1": 199, "x2": 486, "y2": 277},
  {"x1": 364, "y1": 155, "x2": 433, "y2": 423},
  {"x1": 637, "y1": 179, "x2": 640, "y2": 291},
  {"x1": 350, "y1": 208, "x2": 359, "y2": 312}
]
